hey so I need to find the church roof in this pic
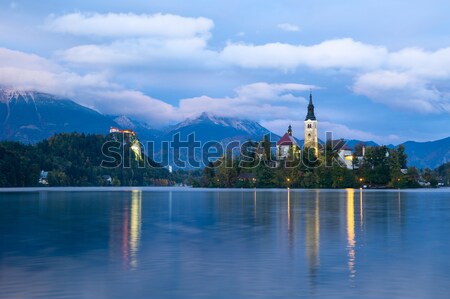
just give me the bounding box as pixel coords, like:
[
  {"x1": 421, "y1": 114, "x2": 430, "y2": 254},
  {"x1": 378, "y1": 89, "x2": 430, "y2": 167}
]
[
  {"x1": 277, "y1": 132, "x2": 298, "y2": 146},
  {"x1": 305, "y1": 92, "x2": 316, "y2": 121}
]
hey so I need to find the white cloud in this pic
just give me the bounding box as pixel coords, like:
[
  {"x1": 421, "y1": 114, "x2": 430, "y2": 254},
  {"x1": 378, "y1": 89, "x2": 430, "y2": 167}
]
[
  {"x1": 353, "y1": 71, "x2": 450, "y2": 113},
  {"x1": 44, "y1": 11, "x2": 450, "y2": 115},
  {"x1": 176, "y1": 82, "x2": 311, "y2": 121},
  {"x1": 234, "y1": 82, "x2": 314, "y2": 102},
  {"x1": 277, "y1": 23, "x2": 300, "y2": 32},
  {"x1": 49, "y1": 12, "x2": 218, "y2": 67},
  {"x1": 220, "y1": 38, "x2": 387, "y2": 70},
  {"x1": 46, "y1": 12, "x2": 213, "y2": 39},
  {"x1": 0, "y1": 50, "x2": 316, "y2": 126},
  {"x1": 0, "y1": 48, "x2": 59, "y2": 72},
  {"x1": 59, "y1": 37, "x2": 218, "y2": 67},
  {"x1": 87, "y1": 90, "x2": 176, "y2": 125},
  {"x1": 219, "y1": 39, "x2": 450, "y2": 113},
  {"x1": 15, "y1": 9, "x2": 450, "y2": 116},
  {"x1": 0, "y1": 48, "x2": 114, "y2": 96}
]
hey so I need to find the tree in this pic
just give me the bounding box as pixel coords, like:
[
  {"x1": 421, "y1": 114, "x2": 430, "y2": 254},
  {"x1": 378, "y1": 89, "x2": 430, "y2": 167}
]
[
  {"x1": 201, "y1": 162, "x2": 216, "y2": 187},
  {"x1": 360, "y1": 146, "x2": 391, "y2": 185}
]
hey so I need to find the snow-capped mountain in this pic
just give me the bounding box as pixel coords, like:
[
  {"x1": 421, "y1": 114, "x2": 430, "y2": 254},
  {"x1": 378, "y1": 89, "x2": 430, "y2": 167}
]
[
  {"x1": 152, "y1": 112, "x2": 278, "y2": 168},
  {"x1": 1, "y1": 88, "x2": 447, "y2": 169},
  {"x1": 162, "y1": 112, "x2": 277, "y2": 144},
  {"x1": 0, "y1": 88, "x2": 119, "y2": 143}
]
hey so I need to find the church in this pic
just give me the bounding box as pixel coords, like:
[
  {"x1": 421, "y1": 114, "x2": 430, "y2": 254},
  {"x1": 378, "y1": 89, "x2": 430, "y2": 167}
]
[{"x1": 276, "y1": 92, "x2": 319, "y2": 162}]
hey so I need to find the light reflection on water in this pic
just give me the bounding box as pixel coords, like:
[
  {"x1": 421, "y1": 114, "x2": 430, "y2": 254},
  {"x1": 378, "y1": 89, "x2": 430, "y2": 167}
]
[{"x1": 0, "y1": 188, "x2": 450, "y2": 298}]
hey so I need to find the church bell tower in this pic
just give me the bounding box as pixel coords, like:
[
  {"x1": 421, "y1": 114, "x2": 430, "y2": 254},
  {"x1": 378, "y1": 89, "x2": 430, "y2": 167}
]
[{"x1": 304, "y1": 92, "x2": 318, "y2": 156}]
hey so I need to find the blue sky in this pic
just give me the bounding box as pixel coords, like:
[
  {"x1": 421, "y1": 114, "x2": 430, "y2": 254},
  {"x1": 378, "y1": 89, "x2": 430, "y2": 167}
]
[{"x1": 1, "y1": 0, "x2": 449, "y2": 143}]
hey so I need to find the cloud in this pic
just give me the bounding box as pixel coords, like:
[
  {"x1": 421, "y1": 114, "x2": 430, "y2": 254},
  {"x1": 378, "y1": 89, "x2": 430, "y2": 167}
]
[
  {"x1": 219, "y1": 39, "x2": 450, "y2": 113},
  {"x1": 50, "y1": 12, "x2": 218, "y2": 68},
  {"x1": 0, "y1": 48, "x2": 58, "y2": 72},
  {"x1": 177, "y1": 82, "x2": 313, "y2": 120},
  {"x1": 353, "y1": 71, "x2": 450, "y2": 113},
  {"x1": 220, "y1": 38, "x2": 387, "y2": 70},
  {"x1": 0, "y1": 48, "x2": 114, "y2": 95},
  {"x1": 17, "y1": 9, "x2": 450, "y2": 116},
  {"x1": 59, "y1": 37, "x2": 219, "y2": 67},
  {"x1": 0, "y1": 45, "x2": 418, "y2": 142},
  {"x1": 45, "y1": 11, "x2": 450, "y2": 115},
  {"x1": 86, "y1": 90, "x2": 176, "y2": 125},
  {"x1": 277, "y1": 23, "x2": 300, "y2": 32},
  {"x1": 234, "y1": 82, "x2": 314, "y2": 102},
  {"x1": 0, "y1": 50, "x2": 315, "y2": 126},
  {"x1": 45, "y1": 12, "x2": 213, "y2": 39}
]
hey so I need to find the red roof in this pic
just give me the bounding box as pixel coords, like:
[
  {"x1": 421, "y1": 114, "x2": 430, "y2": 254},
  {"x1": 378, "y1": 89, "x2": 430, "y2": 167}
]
[{"x1": 277, "y1": 133, "x2": 298, "y2": 146}]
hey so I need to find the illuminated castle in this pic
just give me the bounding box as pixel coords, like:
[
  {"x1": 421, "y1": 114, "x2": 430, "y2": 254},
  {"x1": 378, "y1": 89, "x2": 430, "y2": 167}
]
[{"x1": 109, "y1": 127, "x2": 142, "y2": 161}]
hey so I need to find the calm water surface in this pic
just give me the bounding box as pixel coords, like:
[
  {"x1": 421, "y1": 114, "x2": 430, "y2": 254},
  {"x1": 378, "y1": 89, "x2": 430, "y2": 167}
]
[{"x1": 0, "y1": 188, "x2": 449, "y2": 298}]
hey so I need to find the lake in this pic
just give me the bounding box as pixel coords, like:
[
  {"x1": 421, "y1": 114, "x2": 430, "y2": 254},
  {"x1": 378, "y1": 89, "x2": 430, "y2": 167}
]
[{"x1": 0, "y1": 188, "x2": 449, "y2": 298}]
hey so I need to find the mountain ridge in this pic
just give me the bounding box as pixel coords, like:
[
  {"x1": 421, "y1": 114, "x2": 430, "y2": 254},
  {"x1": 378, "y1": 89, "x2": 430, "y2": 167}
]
[{"x1": 0, "y1": 88, "x2": 448, "y2": 169}]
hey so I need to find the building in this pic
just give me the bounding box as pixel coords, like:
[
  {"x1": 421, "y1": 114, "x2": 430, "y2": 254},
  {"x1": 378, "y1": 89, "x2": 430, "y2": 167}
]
[
  {"x1": 109, "y1": 127, "x2": 142, "y2": 161},
  {"x1": 338, "y1": 144, "x2": 354, "y2": 169},
  {"x1": 38, "y1": 170, "x2": 48, "y2": 185},
  {"x1": 274, "y1": 92, "x2": 319, "y2": 163},
  {"x1": 304, "y1": 92, "x2": 319, "y2": 156},
  {"x1": 331, "y1": 139, "x2": 365, "y2": 169},
  {"x1": 276, "y1": 125, "x2": 300, "y2": 162}
]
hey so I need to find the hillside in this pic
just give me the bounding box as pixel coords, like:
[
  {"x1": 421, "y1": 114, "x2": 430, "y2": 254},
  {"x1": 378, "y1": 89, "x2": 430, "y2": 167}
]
[
  {"x1": 402, "y1": 137, "x2": 450, "y2": 169},
  {"x1": 0, "y1": 132, "x2": 172, "y2": 187},
  {"x1": 0, "y1": 89, "x2": 117, "y2": 143}
]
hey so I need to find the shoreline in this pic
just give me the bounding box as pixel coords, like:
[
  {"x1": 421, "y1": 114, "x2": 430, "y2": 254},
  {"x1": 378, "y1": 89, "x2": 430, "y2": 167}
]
[{"x1": 1, "y1": 186, "x2": 448, "y2": 193}]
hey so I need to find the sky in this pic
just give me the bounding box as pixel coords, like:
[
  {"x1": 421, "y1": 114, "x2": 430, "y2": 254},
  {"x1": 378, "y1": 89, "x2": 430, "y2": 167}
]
[{"x1": 0, "y1": 0, "x2": 449, "y2": 144}]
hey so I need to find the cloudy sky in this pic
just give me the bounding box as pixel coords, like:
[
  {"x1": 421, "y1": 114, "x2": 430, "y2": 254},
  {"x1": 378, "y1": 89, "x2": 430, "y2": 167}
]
[{"x1": 1, "y1": 0, "x2": 449, "y2": 144}]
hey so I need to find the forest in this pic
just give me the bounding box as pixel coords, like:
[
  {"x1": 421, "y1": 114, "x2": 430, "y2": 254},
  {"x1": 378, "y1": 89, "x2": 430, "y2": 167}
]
[
  {"x1": 196, "y1": 140, "x2": 443, "y2": 189},
  {"x1": 0, "y1": 132, "x2": 177, "y2": 187},
  {"x1": 0, "y1": 133, "x2": 446, "y2": 188}
]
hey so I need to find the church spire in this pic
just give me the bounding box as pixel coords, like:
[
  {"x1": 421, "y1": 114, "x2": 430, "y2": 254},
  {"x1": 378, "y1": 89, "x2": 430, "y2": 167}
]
[
  {"x1": 305, "y1": 91, "x2": 316, "y2": 120},
  {"x1": 288, "y1": 124, "x2": 292, "y2": 136}
]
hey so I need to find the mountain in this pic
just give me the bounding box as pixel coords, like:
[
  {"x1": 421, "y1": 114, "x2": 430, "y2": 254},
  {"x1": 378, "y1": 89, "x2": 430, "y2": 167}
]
[
  {"x1": 0, "y1": 88, "x2": 162, "y2": 144},
  {"x1": 343, "y1": 139, "x2": 379, "y2": 149},
  {"x1": 110, "y1": 115, "x2": 161, "y2": 141},
  {"x1": 401, "y1": 137, "x2": 450, "y2": 169},
  {"x1": 0, "y1": 88, "x2": 116, "y2": 143},
  {"x1": 160, "y1": 112, "x2": 277, "y2": 144},
  {"x1": 152, "y1": 113, "x2": 277, "y2": 167},
  {"x1": 2, "y1": 89, "x2": 448, "y2": 169},
  {"x1": 341, "y1": 137, "x2": 450, "y2": 169}
]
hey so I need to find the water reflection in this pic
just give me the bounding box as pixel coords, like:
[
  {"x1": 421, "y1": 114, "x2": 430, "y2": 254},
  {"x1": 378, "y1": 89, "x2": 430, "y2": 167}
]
[
  {"x1": 287, "y1": 188, "x2": 295, "y2": 252},
  {"x1": 346, "y1": 188, "x2": 356, "y2": 281},
  {"x1": 359, "y1": 188, "x2": 364, "y2": 230},
  {"x1": 112, "y1": 190, "x2": 142, "y2": 270},
  {"x1": 305, "y1": 191, "x2": 320, "y2": 284},
  {"x1": 1, "y1": 189, "x2": 449, "y2": 298},
  {"x1": 129, "y1": 190, "x2": 142, "y2": 269},
  {"x1": 287, "y1": 188, "x2": 291, "y2": 231}
]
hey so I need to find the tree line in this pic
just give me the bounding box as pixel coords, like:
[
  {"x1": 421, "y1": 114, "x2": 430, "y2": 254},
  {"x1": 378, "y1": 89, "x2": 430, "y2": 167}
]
[
  {"x1": 195, "y1": 140, "x2": 437, "y2": 189},
  {"x1": 0, "y1": 133, "x2": 445, "y2": 188},
  {"x1": 0, "y1": 133, "x2": 174, "y2": 187}
]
